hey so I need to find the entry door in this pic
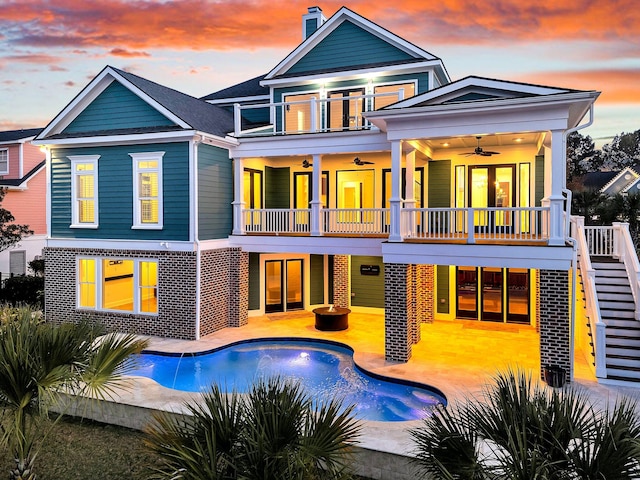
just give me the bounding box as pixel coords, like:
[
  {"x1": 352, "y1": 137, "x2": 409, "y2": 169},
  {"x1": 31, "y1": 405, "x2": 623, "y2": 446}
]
[
  {"x1": 265, "y1": 259, "x2": 303, "y2": 313},
  {"x1": 294, "y1": 172, "x2": 312, "y2": 228},
  {"x1": 481, "y1": 267, "x2": 503, "y2": 321},
  {"x1": 456, "y1": 266, "x2": 478, "y2": 319},
  {"x1": 469, "y1": 165, "x2": 515, "y2": 230},
  {"x1": 327, "y1": 88, "x2": 365, "y2": 130}
]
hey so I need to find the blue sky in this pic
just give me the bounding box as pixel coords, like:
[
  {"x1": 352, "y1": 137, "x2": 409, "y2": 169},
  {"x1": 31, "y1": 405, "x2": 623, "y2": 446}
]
[{"x1": 1, "y1": 0, "x2": 638, "y2": 145}]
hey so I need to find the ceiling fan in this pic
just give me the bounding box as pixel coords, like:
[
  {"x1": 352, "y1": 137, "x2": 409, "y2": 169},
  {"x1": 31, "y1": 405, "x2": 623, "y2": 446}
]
[
  {"x1": 354, "y1": 157, "x2": 374, "y2": 166},
  {"x1": 301, "y1": 158, "x2": 312, "y2": 168},
  {"x1": 461, "y1": 136, "x2": 501, "y2": 157}
]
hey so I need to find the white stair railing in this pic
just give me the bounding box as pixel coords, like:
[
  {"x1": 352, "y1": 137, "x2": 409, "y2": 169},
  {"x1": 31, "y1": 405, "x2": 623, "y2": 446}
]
[
  {"x1": 612, "y1": 222, "x2": 640, "y2": 320},
  {"x1": 572, "y1": 216, "x2": 607, "y2": 378}
]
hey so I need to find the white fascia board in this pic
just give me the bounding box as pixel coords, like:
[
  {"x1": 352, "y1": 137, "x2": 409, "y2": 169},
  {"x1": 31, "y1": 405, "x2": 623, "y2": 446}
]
[
  {"x1": 197, "y1": 239, "x2": 233, "y2": 250},
  {"x1": 262, "y1": 61, "x2": 444, "y2": 88},
  {"x1": 32, "y1": 130, "x2": 197, "y2": 148},
  {"x1": 381, "y1": 242, "x2": 574, "y2": 270},
  {"x1": 230, "y1": 130, "x2": 390, "y2": 158},
  {"x1": 206, "y1": 95, "x2": 270, "y2": 105},
  {"x1": 265, "y1": 8, "x2": 436, "y2": 80},
  {"x1": 195, "y1": 131, "x2": 238, "y2": 149},
  {"x1": 0, "y1": 136, "x2": 39, "y2": 146},
  {"x1": 4, "y1": 163, "x2": 46, "y2": 190},
  {"x1": 229, "y1": 234, "x2": 385, "y2": 256},
  {"x1": 46, "y1": 238, "x2": 198, "y2": 252}
]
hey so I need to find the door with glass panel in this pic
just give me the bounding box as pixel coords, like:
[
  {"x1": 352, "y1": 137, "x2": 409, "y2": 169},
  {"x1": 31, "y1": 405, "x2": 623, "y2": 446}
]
[
  {"x1": 264, "y1": 259, "x2": 303, "y2": 313},
  {"x1": 294, "y1": 172, "x2": 312, "y2": 230},
  {"x1": 456, "y1": 266, "x2": 478, "y2": 319},
  {"x1": 327, "y1": 88, "x2": 365, "y2": 131},
  {"x1": 469, "y1": 165, "x2": 515, "y2": 233}
]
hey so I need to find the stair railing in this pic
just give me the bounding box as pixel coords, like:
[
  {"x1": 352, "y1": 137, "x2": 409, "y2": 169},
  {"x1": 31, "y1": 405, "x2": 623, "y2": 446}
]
[
  {"x1": 612, "y1": 222, "x2": 640, "y2": 320},
  {"x1": 572, "y1": 216, "x2": 607, "y2": 377}
]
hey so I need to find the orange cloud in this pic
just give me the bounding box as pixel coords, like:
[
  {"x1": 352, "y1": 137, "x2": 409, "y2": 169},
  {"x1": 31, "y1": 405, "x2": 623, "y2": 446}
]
[
  {"x1": 0, "y1": 0, "x2": 637, "y2": 53},
  {"x1": 515, "y1": 68, "x2": 640, "y2": 104},
  {"x1": 109, "y1": 48, "x2": 150, "y2": 58}
]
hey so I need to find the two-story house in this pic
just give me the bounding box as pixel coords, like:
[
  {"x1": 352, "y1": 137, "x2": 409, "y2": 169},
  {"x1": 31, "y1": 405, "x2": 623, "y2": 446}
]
[
  {"x1": 0, "y1": 128, "x2": 46, "y2": 277},
  {"x1": 35, "y1": 6, "x2": 609, "y2": 385}
]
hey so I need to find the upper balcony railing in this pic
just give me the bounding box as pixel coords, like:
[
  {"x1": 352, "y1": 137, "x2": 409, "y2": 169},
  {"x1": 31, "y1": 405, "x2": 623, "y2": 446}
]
[
  {"x1": 233, "y1": 90, "x2": 405, "y2": 137},
  {"x1": 239, "y1": 206, "x2": 551, "y2": 243}
]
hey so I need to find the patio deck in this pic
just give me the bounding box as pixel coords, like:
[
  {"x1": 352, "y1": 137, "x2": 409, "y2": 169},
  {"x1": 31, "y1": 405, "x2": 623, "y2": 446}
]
[{"x1": 78, "y1": 311, "x2": 640, "y2": 479}]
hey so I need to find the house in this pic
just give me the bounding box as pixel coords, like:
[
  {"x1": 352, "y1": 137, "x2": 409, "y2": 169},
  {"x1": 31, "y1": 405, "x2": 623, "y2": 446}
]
[
  {"x1": 0, "y1": 128, "x2": 46, "y2": 277},
  {"x1": 581, "y1": 166, "x2": 640, "y2": 196},
  {"x1": 36, "y1": 6, "x2": 632, "y2": 386}
]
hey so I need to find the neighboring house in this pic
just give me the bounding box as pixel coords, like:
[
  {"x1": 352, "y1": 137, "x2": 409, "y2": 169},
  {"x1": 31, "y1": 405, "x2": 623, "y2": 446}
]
[
  {"x1": 36, "y1": 6, "x2": 620, "y2": 385},
  {"x1": 581, "y1": 166, "x2": 640, "y2": 196},
  {"x1": 0, "y1": 128, "x2": 46, "y2": 278}
]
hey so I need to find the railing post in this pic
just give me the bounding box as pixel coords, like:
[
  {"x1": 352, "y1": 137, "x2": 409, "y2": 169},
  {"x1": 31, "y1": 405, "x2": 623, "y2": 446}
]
[
  {"x1": 234, "y1": 103, "x2": 242, "y2": 136},
  {"x1": 466, "y1": 208, "x2": 475, "y2": 244},
  {"x1": 310, "y1": 97, "x2": 317, "y2": 133},
  {"x1": 232, "y1": 156, "x2": 245, "y2": 235},
  {"x1": 389, "y1": 140, "x2": 403, "y2": 242},
  {"x1": 612, "y1": 222, "x2": 624, "y2": 260}
]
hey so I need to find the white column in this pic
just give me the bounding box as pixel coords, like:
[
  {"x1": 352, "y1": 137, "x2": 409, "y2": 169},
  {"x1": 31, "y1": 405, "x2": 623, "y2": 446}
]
[
  {"x1": 545, "y1": 130, "x2": 567, "y2": 245},
  {"x1": 389, "y1": 140, "x2": 403, "y2": 242},
  {"x1": 232, "y1": 157, "x2": 245, "y2": 235},
  {"x1": 310, "y1": 154, "x2": 323, "y2": 236},
  {"x1": 404, "y1": 149, "x2": 416, "y2": 237}
]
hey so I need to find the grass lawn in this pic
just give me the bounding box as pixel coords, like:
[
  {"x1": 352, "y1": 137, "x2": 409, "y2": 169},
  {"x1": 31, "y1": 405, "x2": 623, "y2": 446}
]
[{"x1": 0, "y1": 415, "x2": 374, "y2": 479}]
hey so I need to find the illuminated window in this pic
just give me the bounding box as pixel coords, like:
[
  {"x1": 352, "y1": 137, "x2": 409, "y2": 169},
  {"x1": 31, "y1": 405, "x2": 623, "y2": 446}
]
[
  {"x1": 374, "y1": 82, "x2": 416, "y2": 110},
  {"x1": 0, "y1": 149, "x2": 8, "y2": 174},
  {"x1": 283, "y1": 93, "x2": 320, "y2": 133},
  {"x1": 77, "y1": 257, "x2": 158, "y2": 314},
  {"x1": 69, "y1": 155, "x2": 99, "y2": 227},
  {"x1": 130, "y1": 152, "x2": 163, "y2": 229}
]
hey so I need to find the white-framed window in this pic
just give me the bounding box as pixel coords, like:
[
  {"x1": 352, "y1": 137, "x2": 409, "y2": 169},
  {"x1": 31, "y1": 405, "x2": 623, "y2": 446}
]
[
  {"x1": 69, "y1": 155, "x2": 99, "y2": 228},
  {"x1": 0, "y1": 148, "x2": 8, "y2": 175},
  {"x1": 77, "y1": 256, "x2": 158, "y2": 314},
  {"x1": 130, "y1": 152, "x2": 164, "y2": 229}
]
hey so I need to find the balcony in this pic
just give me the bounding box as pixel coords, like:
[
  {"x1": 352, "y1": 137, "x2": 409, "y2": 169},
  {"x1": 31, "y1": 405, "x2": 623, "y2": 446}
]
[
  {"x1": 233, "y1": 90, "x2": 405, "y2": 137},
  {"x1": 237, "y1": 206, "x2": 551, "y2": 244}
]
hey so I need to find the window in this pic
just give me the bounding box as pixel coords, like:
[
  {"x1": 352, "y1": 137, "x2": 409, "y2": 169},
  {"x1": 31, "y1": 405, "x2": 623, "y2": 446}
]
[
  {"x1": 283, "y1": 92, "x2": 320, "y2": 133},
  {"x1": 9, "y1": 251, "x2": 25, "y2": 275},
  {"x1": 77, "y1": 257, "x2": 158, "y2": 314},
  {"x1": 131, "y1": 152, "x2": 164, "y2": 229},
  {"x1": 0, "y1": 149, "x2": 8, "y2": 175},
  {"x1": 69, "y1": 155, "x2": 99, "y2": 227}
]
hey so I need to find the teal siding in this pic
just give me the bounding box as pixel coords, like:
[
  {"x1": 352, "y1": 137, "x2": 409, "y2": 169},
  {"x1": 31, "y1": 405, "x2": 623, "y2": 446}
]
[
  {"x1": 444, "y1": 92, "x2": 499, "y2": 103},
  {"x1": 309, "y1": 255, "x2": 325, "y2": 304},
  {"x1": 350, "y1": 256, "x2": 384, "y2": 308},
  {"x1": 428, "y1": 160, "x2": 451, "y2": 208},
  {"x1": 50, "y1": 142, "x2": 190, "y2": 240},
  {"x1": 248, "y1": 253, "x2": 260, "y2": 310},
  {"x1": 265, "y1": 167, "x2": 290, "y2": 208},
  {"x1": 63, "y1": 81, "x2": 175, "y2": 134},
  {"x1": 535, "y1": 155, "x2": 545, "y2": 206},
  {"x1": 198, "y1": 145, "x2": 233, "y2": 240},
  {"x1": 437, "y1": 265, "x2": 449, "y2": 314},
  {"x1": 287, "y1": 21, "x2": 415, "y2": 75}
]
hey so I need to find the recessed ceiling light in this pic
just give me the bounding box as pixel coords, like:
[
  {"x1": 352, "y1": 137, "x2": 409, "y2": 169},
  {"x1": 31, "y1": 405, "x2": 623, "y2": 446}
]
[
  {"x1": 514, "y1": 137, "x2": 524, "y2": 142},
  {"x1": 442, "y1": 142, "x2": 450, "y2": 147}
]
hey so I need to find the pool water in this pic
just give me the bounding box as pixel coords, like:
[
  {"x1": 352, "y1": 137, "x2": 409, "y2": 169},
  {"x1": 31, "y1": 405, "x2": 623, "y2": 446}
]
[{"x1": 129, "y1": 339, "x2": 446, "y2": 422}]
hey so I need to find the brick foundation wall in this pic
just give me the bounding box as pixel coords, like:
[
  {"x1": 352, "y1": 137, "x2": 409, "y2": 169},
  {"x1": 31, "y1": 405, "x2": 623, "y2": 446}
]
[
  {"x1": 384, "y1": 263, "x2": 412, "y2": 362},
  {"x1": 539, "y1": 269, "x2": 571, "y2": 383},
  {"x1": 198, "y1": 247, "x2": 248, "y2": 337},
  {"x1": 332, "y1": 255, "x2": 350, "y2": 307},
  {"x1": 44, "y1": 247, "x2": 198, "y2": 339}
]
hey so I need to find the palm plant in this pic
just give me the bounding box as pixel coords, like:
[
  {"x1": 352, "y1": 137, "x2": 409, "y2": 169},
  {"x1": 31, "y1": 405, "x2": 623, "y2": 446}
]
[
  {"x1": 145, "y1": 376, "x2": 361, "y2": 480},
  {"x1": 410, "y1": 369, "x2": 640, "y2": 479},
  {"x1": 0, "y1": 306, "x2": 148, "y2": 480}
]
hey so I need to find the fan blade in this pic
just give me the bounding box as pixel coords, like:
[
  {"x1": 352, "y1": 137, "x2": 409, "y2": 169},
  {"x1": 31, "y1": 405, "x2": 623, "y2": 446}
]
[{"x1": 483, "y1": 151, "x2": 501, "y2": 155}]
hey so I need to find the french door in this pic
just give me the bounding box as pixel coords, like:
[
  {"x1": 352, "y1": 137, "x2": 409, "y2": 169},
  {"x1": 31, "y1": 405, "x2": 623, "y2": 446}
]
[
  {"x1": 469, "y1": 165, "x2": 515, "y2": 231},
  {"x1": 327, "y1": 88, "x2": 365, "y2": 130},
  {"x1": 265, "y1": 259, "x2": 303, "y2": 313}
]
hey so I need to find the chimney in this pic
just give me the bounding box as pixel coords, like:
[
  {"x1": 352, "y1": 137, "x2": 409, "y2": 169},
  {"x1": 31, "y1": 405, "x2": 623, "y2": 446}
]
[{"x1": 302, "y1": 6, "x2": 326, "y2": 40}]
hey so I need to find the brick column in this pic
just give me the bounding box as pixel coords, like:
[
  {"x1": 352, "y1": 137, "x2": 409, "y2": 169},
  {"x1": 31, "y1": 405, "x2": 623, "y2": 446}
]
[
  {"x1": 385, "y1": 263, "x2": 412, "y2": 362},
  {"x1": 409, "y1": 264, "x2": 420, "y2": 344},
  {"x1": 229, "y1": 250, "x2": 249, "y2": 328},
  {"x1": 417, "y1": 264, "x2": 434, "y2": 324},
  {"x1": 332, "y1": 255, "x2": 350, "y2": 307},
  {"x1": 539, "y1": 269, "x2": 571, "y2": 383}
]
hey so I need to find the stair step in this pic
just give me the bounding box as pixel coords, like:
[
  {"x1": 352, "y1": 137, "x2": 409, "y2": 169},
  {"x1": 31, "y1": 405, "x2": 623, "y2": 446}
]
[
  {"x1": 605, "y1": 327, "x2": 640, "y2": 338},
  {"x1": 607, "y1": 356, "x2": 640, "y2": 369},
  {"x1": 604, "y1": 374, "x2": 640, "y2": 383},
  {"x1": 592, "y1": 263, "x2": 625, "y2": 271},
  {"x1": 599, "y1": 301, "x2": 635, "y2": 311},
  {"x1": 595, "y1": 271, "x2": 630, "y2": 279},
  {"x1": 607, "y1": 336, "x2": 640, "y2": 349},
  {"x1": 597, "y1": 293, "x2": 635, "y2": 302},
  {"x1": 606, "y1": 365, "x2": 640, "y2": 377},
  {"x1": 606, "y1": 346, "x2": 640, "y2": 357},
  {"x1": 601, "y1": 309, "x2": 636, "y2": 319},
  {"x1": 596, "y1": 284, "x2": 633, "y2": 293}
]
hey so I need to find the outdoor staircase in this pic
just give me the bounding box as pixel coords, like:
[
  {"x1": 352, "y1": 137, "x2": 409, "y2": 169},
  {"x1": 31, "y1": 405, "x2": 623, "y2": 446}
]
[{"x1": 592, "y1": 257, "x2": 640, "y2": 383}]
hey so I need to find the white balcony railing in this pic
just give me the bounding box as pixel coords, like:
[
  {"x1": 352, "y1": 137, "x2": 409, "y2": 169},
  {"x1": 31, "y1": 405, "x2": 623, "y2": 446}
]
[
  {"x1": 241, "y1": 206, "x2": 553, "y2": 242},
  {"x1": 583, "y1": 226, "x2": 615, "y2": 256},
  {"x1": 233, "y1": 90, "x2": 405, "y2": 137},
  {"x1": 401, "y1": 207, "x2": 550, "y2": 243}
]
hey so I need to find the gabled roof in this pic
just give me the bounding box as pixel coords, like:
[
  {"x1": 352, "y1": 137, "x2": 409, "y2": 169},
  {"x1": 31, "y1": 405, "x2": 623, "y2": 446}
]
[
  {"x1": 263, "y1": 6, "x2": 449, "y2": 83},
  {"x1": 201, "y1": 74, "x2": 269, "y2": 103},
  {"x1": 0, "y1": 159, "x2": 45, "y2": 188},
  {"x1": 581, "y1": 171, "x2": 618, "y2": 191},
  {"x1": 0, "y1": 128, "x2": 43, "y2": 144},
  {"x1": 385, "y1": 76, "x2": 579, "y2": 109},
  {"x1": 36, "y1": 66, "x2": 234, "y2": 141},
  {"x1": 599, "y1": 165, "x2": 640, "y2": 195}
]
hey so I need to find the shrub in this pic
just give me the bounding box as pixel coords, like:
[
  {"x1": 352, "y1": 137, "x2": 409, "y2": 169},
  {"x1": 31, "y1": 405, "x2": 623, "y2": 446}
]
[{"x1": 0, "y1": 275, "x2": 44, "y2": 308}]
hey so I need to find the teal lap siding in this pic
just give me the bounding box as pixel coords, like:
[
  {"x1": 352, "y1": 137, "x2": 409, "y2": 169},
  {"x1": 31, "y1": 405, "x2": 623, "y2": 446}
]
[
  {"x1": 265, "y1": 167, "x2": 290, "y2": 208},
  {"x1": 198, "y1": 144, "x2": 233, "y2": 240},
  {"x1": 351, "y1": 256, "x2": 384, "y2": 308},
  {"x1": 309, "y1": 255, "x2": 325, "y2": 305},
  {"x1": 50, "y1": 143, "x2": 190, "y2": 240}
]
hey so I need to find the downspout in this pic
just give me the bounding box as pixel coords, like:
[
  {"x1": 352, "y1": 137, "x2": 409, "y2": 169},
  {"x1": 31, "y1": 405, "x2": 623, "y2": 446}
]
[
  {"x1": 192, "y1": 136, "x2": 203, "y2": 339},
  {"x1": 563, "y1": 104, "x2": 594, "y2": 381}
]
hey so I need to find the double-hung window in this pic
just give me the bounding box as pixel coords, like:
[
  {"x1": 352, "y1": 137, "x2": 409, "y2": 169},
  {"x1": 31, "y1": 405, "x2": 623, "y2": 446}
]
[
  {"x1": 0, "y1": 149, "x2": 8, "y2": 175},
  {"x1": 130, "y1": 152, "x2": 163, "y2": 229},
  {"x1": 77, "y1": 257, "x2": 158, "y2": 314},
  {"x1": 69, "y1": 155, "x2": 99, "y2": 228}
]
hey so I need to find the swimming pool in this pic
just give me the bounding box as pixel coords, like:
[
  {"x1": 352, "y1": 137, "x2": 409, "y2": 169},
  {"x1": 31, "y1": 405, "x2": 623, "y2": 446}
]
[{"x1": 129, "y1": 338, "x2": 446, "y2": 422}]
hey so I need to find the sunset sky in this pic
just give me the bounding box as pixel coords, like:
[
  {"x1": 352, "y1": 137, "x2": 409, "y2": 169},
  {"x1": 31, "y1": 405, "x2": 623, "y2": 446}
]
[{"x1": 1, "y1": 0, "x2": 638, "y2": 145}]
